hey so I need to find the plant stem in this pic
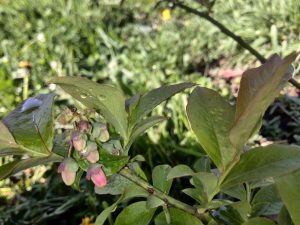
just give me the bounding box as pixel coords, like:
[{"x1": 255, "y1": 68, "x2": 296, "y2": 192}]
[
  {"x1": 169, "y1": 0, "x2": 300, "y2": 89},
  {"x1": 119, "y1": 167, "x2": 209, "y2": 222},
  {"x1": 23, "y1": 72, "x2": 29, "y2": 100}
]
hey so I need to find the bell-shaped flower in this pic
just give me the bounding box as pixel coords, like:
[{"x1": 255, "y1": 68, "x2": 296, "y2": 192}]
[
  {"x1": 71, "y1": 130, "x2": 87, "y2": 152},
  {"x1": 57, "y1": 157, "x2": 79, "y2": 186},
  {"x1": 82, "y1": 141, "x2": 99, "y2": 163},
  {"x1": 77, "y1": 120, "x2": 90, "y2": 133},
  {"x1": 91, "y1": 123, "x2": 110, "y2": 142},
  {"x1": 86, "y1": 164, "x2": 107, "y2": 188}
]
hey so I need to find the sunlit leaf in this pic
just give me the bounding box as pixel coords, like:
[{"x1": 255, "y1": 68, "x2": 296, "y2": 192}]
[
  {"x1": 187, "y1": 87, "x2": 237, "y2": 170},
  {"x1": 221, "y1": 144, "x2": 300, "y2": 189},
  {"x1": 230, "y1": 52, "x2": 298, "y2": 150},
  {"x1": 50, "y1": 77, "x2": 128, "y2": 139},
  {"x1": 3, "y1": 94, "x2": 56, "y2": 156}
]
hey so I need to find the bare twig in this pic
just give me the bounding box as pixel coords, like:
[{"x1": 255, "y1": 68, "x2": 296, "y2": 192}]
[{"x1": 166, "y1": 0, "x2": 300, "y2": 89}]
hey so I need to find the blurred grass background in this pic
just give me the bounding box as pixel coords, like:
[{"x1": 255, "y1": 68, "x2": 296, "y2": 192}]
[{"x1": 1, "y1": 0, "x2": 300, "y2": 224}]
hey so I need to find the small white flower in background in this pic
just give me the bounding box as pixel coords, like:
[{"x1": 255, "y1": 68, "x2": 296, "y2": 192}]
[{"x1": 36, "y1": 33, "x2": 45, "y2": 43}]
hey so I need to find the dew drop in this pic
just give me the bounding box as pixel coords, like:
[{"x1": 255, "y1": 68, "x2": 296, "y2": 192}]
[
  {"x1": 97, "y1": 95, "x2": 106, "y2": 101},
  {"x1": 80, "y1": 93, "x2": 88, "y2": 99},
  {"x1": 21, "y1": 97, "x2": 42, "y2": 112}
]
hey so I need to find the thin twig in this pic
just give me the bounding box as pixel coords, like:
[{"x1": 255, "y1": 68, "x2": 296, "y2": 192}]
[
  {"x1": 119, "y1": 167, "x2": 210, "y2": 222},
  {"x1": 167, "y1": 0, "x2": 300, "y2": 89}
]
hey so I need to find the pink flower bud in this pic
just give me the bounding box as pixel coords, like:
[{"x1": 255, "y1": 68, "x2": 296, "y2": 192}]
[
  {"x1": 86, "y1": 164, "x2": 107, "y2": 188},
  {"x1": 71, "y1": 131, "x2": 87, "y2": 151},
  {"x1": 77, "y1": 120, "x2": 90, "y2": 133},
  {"x1": 92, "y1": 123, "x2": 110, "y2": 142},
  {"x1": 57, "y1": 158, "x2": 79, "y2": 186},
  {"x1": 86, "y1": 150, "x2": 99, "y2": 163},
  {"x1": 82, "y1": 141, "x2": 99, "y2": 163}
]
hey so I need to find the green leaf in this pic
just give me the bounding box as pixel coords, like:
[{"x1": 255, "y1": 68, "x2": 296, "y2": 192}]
[
  {"x1": 114, "y1": 201, "x2": 156, "y2": 225},
  {"x1": 186, "y1": 87, "x2": 237, "y2": 170},
  {"x1": 242, "y1": 218, "x2": 276, "y2": 225},
  {"x1": 155, "y1": 208, "x2": 203, "y2": 225},
  {"x1": 71, "y1": 169, "x2": 84, "y2": 192},
  {"x1": 152, "y1": 165, "x2": 172, "y2": 193},
  {"x1": 146, "y1": 195, "x2": 165, "y2": 209},
  {"x1": 251, "y1": 184, "x2": 282, "y2": 217},
  {"x1": 95, "y1": 186, "x2": 148, "y2": 225},
  {"x1": 99, "y1": 149, "x2": 129, "y2": 175},
  {"x1": 275, "y1": 169, "x2": 300, "y2": 225},
  {"x1": 182, "y1": 188, "x2": 205, "y2": 203},
  {"x1": 126, "y1": 116, "x2": 167, "y2": 151},
  {"x1": 0, "y1": 154, "x2": 62, "y2": 180},
  {"x1": 0, "y1": 121, "x2": 19, "y2": 150},
  {"x1": 278, "y1": 206, "x2": 293, "y2": 225},
  {"x1": 167, "y1": 164, "x2": 195, "y2": 180},
  {"x1": 230, "y1": 53, "x2": 298, "y2": 150},
  {"x1": 192, "y1": 172, "x2": 219, "y2": 202},
  {"x1": 130, "y1": 82, "x2": 195, "y2": 128},
  {"x1": 231, "y1": 201, "x2": 251, "y2": 221},
  {"x1": 220, "y1": 144, "x2": 300, "y2": 189},
  {"x1": 222, "y1": 185, "x2": 247, "y2": 201},
  {"x1": 212, "y1": 205, "x2": 245, "y2": 225},
  {"x1": 50, "y1": 77, "x2": 128, "y2": 139},
  {"x1": 95, "y1": 173, "x2": 148, "y2": 196},
  {"x1": 3, "y1": 94, "x2": 56, "y2": 156}
]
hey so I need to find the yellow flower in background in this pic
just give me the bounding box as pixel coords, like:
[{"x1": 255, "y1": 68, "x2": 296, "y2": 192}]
[
  {"x1": 161, "y1": 8, "x2": 171, "y2": 21},
  {"x1": 81, "y1": 216, "x2": 94, "y2": 225}
]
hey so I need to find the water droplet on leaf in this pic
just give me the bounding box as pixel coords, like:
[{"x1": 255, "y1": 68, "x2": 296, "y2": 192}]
[
  {"x1": 21, "y1": 97, "x2": 42, "y2": 112},
  {"x1": 97, "y1": 95, "x2": 106, "y2": 101},
  {"x1": 80, "y1": 93, "x2": 88, "y2": 99}
]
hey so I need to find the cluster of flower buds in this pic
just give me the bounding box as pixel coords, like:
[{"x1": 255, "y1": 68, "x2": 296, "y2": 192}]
[{"x1": 57, "y1": 119, "x2": 110, "y2": 188}]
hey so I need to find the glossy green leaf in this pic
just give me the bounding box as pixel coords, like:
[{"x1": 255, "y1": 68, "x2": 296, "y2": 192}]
[
  {"x1": 51, "y1": 77, "x2": 128, "y2": 139},
  {"x1": 186, "y1": 87, "x2": 237, "y2": 170},
  {"x1": 155, "y1": 208, "x2": 203, "y2": 225},
  {"x1": 242, "y1": 218, "x2": 276, "y2": 225},
  {"x1": 114, "y1": 201, "x2": 156, "y2": 225},
  {"x1": 99, "y1": 149, "x2": 129, "y2": 175},
  {"x1": 130, "y1": 82, "x2": 195, "y2": 128},
  {"x1": 126, "y1": 116, "x2": 167, "y2": 151},
  {"x1": 251, "y1": 184, "x2": 282, "y2": 217},
  {"x1": 276, "y1": 169, "x2": 300, "y2": 225},
  {"x1": 167, "y1": 164, "x2": 195, "y2": 180},
  {"x1": 230, "y1": 53, "x2": 298, "y2": 150},
  {"x1": 0, "y1": 154, "x2": 62, "y2": 180},
  {"x1": 221, "y1": 144, "x2": 300, "y2": 189},
  {"x1": 3, "y1": 94, "x2": 56, "y2": 156},
  {"x1": 152, "y1": 165, "x2": 172, "y2": 193}
]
